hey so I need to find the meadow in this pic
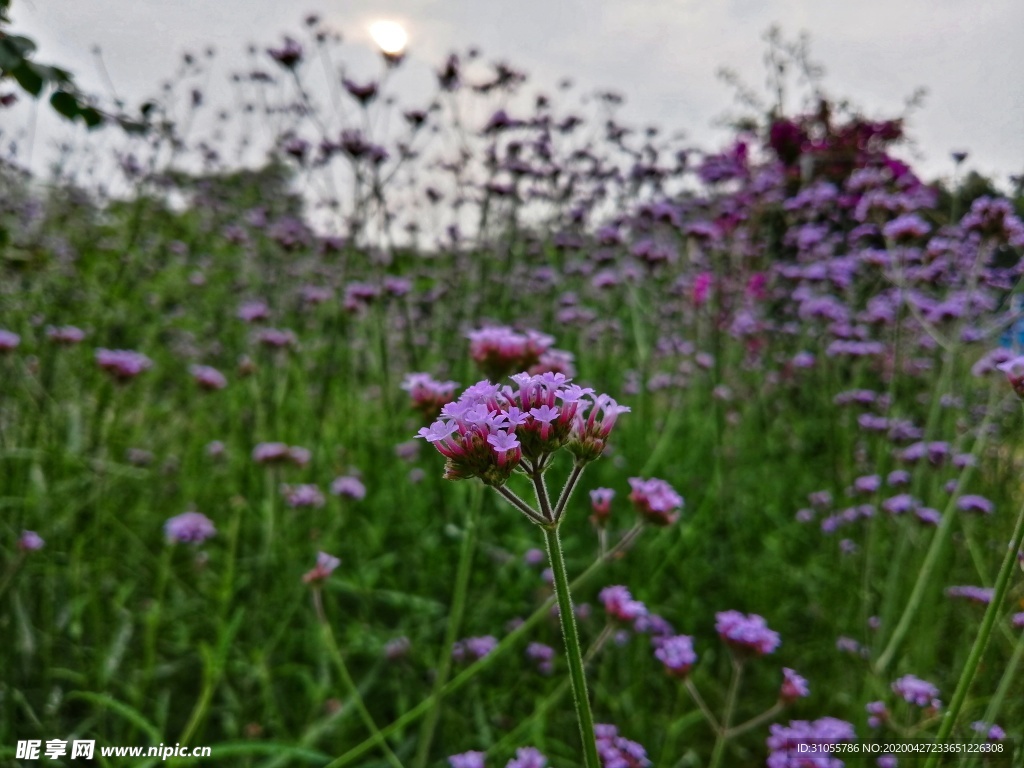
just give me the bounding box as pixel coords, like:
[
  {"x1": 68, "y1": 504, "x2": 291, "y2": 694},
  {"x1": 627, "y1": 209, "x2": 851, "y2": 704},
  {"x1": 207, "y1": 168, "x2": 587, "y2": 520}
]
[{"x1": 1, "y1": 17, "x2": 1024, "y2": 768}]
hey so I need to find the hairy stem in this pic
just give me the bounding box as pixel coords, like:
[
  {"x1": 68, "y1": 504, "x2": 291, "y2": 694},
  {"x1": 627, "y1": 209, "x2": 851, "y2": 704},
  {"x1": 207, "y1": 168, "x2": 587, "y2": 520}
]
[{"x1": 543, "y1": 524, "x2": 600, "y2": 768}]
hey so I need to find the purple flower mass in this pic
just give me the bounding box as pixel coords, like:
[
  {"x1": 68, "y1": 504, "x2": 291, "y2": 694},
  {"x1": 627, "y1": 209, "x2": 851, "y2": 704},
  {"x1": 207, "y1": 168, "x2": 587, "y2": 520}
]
[
  {"x1": 767, "y1": 717, "x2": 856, "y2": 768},
  {"x1": 505, "y1": 747, "x2": 547, "y2": 768},
  {"x1": 96, "y1": 349, "x2": 153, "y2": 380},
  {"x1": 415, "y1": 372, "x2": 627, "y2": 487},
  {"x1": 449, "y1": 752, "x2": 486, "y2": 768},
  {"x1": 18, "y1": 530, "x2": 45, "y2": 551},
  {"x1": 627, "y1": 477, "x2": 684, "y2": 526},
  {"x1": 715, "y1": 610, "x2": 781, "y2": 655},
  {"x1": 164, "y1": 511, "x2": 216, "y2": 544},
  {"x1": 600, "y1": 585, "x2": 648, "y2": 623},
  {"x1": 891, "y1": 674, "x2": 941, "y2": 708},
  {"x1": 654, "y1": 635, "x2": 697, "y2": 678}
]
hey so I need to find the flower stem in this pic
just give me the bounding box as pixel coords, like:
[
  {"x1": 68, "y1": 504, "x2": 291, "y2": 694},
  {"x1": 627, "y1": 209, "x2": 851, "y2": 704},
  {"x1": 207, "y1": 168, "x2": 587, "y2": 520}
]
[
  {"x1": 315, "y1": 590, "x2": 405, "y2": 768},
  {"x1": 553, "y1": 462, "x2": 586, "y2": 521},
  {"x1": 708, "y1": 657, "x2": 743, "y2": 768},
  {"x1": 413, "y1": 487, "x2": 481, "y2": 767},
  {"x1": 684, "y1": 678, "x2": 720, "y2": 730},
  {"x1": 324, "y1": 524, "x2": 645, "y2": 768},
  {"x1": 922, "y1": 493, "x2": 1024, "y2": 768},
  {"x1": 543, "y1": 524, "x2": 601, "y2": 768},
  {"x1": 494, "y1": 484, "x2": 547, "y2": 525}
]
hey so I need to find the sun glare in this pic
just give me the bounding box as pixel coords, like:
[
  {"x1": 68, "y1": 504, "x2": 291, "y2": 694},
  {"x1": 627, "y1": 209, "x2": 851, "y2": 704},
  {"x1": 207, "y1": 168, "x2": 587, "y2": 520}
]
[{"x1": 369, "y1": 20, "x2": 408, "y2": 55}]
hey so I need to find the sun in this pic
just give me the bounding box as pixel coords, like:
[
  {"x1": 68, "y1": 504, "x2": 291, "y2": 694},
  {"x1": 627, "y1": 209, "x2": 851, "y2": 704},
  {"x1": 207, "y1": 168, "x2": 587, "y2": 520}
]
[{"x1": 369, "y1": 20, "x2": 408, "y2": 56}]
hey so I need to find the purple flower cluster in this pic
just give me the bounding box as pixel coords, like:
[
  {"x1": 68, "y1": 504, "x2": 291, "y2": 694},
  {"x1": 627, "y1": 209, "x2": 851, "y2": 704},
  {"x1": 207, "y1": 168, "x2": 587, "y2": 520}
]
[
  {"x1": 627, "y1": 477, "x2": 684, "y2": 526},
  {"x1": 283, "y1": 484, "x2": 325, "y2": 508},
  {"x1": 525, "y1": 642, "x2": 555, "y2": 675},
  {"x1": 715, "y1": 610, "x2": 781, "y2": 656},
  {"x1": 0, "y1": 330, "x2": 20, "y2": 351},
  {"x1": 303, "y1": 551, "x2": 340, "y2": 584},
  {"x1": 96, "y1": 349, "x2": 153, "y2": 381},
  {"x1": 944, "y1": 585, "x2": 994, "y2": 604},
  {"x1": 402, "y1": 372, "x2": 459, "y2": 420},
  {"x1": 594, "y1": 723, "x2": 651, "y2": 767},
  {"x1": 190, "y1": 364, "x2": 227, "y2": 390},
  {"x1": 891, "y1": 674, "x2": 941, "y2": 708},
  {"x1": 331, "y1": 475, "x2": 367, "y2": 500},
  {"x1": 452, "y1": 636, "x2": 498, "y2": 663},
  {"x1": 416, "y1": 373, "x2": 628, "y2": 488},
  {"x1": 449, "y1": 752, "x2": 486, "y2": 768},
  {"x1": 653, "y1": 634, "x2": 697, "y2": 678},
  {"x1": 252, "y1": 443, "x2": 310, "y2": 466},
  {"x1": 780, "y1": 668, "x2": 810, "y2": 702},
  {"x1": 766, "y1": 717, "x2": 856, "y2": 768},
  {"x1": 467, "y1": 326, "x2": 573, "y2": 380},
  {"x1": 164, "y1": 511, "x2": 217, "y2": 544},
  {"x1": 505, "y1": 747, "x2": 547, "y2": 768},
  {"x1": 600, "y1": 585, "x2": 648, "y2": 623},
  {"x1": 18, "y1": 530, "x2": 45, "y2": 551}
]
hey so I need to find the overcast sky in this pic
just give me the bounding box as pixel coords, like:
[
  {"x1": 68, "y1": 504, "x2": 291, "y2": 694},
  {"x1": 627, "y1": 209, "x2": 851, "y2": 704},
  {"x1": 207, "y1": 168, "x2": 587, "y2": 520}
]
[{"x1": 8, "y1": 0, "x2": 1024, "y2": 186}]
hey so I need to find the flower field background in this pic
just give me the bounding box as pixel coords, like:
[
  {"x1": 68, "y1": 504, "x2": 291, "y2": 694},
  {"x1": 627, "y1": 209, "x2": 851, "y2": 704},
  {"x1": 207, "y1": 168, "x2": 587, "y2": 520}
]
[{"x1": 2, "y1": 15, "x2": 1024, "y2": 768}]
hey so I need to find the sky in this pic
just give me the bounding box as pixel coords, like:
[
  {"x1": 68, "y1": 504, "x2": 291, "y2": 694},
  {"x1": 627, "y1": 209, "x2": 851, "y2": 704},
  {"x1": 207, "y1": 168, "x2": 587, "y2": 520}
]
[{"x1": 7, "y1": 0, "x2": 1024, "y2": 187}]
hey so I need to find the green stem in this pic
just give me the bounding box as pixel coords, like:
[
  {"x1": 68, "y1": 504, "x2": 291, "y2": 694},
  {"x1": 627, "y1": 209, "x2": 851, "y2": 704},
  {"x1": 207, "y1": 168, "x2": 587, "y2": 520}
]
[
  {"x1": 324, "y1": 525, "x2": 644, "y2": 768},
  {"x1": 725, "y1": 701, "x2": 784, "y2": 739},
  {"x1": 413, "y1": 488, "x2": 481, "y2": 767},
  {"x1": 684, "y1": 678, "x2": 720, "y2": 731},
  {"x1": 708, "y1": 657, "x2": 742, "y2": 768},
  {"x1": 543, "y1": 524, "x2": 600, "y2": 768},
  {"x1": 553, "y1": 463, "x2": 586, "y2": 521},
  {"x1": 875, "y1": 402, "x2": 993, "y2": 674},
  {"x1": 922, "y1": 495, "x2": 1024, "y2": 768},
  {"x1": 315, "y1": 590, "x2": 405, "y2": 768}
]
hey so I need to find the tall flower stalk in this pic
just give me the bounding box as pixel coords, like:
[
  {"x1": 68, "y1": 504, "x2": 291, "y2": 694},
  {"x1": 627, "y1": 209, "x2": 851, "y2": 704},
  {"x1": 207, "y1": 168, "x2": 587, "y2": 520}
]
[{"x1": 416, "y1": 371, "x2": 630, "y2": 766}]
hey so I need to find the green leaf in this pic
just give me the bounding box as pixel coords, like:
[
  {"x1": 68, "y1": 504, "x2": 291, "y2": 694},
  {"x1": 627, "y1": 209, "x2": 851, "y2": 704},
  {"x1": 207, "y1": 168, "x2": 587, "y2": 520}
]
[
  {"x1": 50, "y1": 89, "x2": 78, "y2": 118},
  {"x1": 80, "y1": 105, "x2": 104, "y2": 128},
  {"x1": 1, "y1": 34, "x2": 37, "y2": 61},
  {"x1": 11, "y1": 62, "x2": 43, "y2": 96}
]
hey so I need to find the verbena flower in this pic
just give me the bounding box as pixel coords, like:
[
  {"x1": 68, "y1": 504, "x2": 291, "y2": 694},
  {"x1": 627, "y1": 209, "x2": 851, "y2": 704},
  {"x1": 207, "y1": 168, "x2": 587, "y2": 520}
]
[
  {"x1": 0, "y1": 330, "x2": 20, "y2": 352},
  {"x1": 303, "y1": 551, "x2": 340, "y2": 584},
  {"x1": 253, "y1": 442, "x2": 307, "y2": 465},
  {"x1": 283, "y1": 484, "x2": 325, "y2": 508},
  {"x1": 18, "y1": 530, "x2": 45, "y2": 551},
  {"x1": 449, "y1": 752, "x2": 486, "y2": 768},
  {"x1": 996, "y1": 356, "x2": 1024, "y2": 400},
  {"x1": 866, "y1": 701, "x2": 889, "y2": 728},
  {"x1": 505, "y1": 747, "x2": 547, "y2": 768},
  {"x1": 331, "y1": 476, "x2": 366, "y2": 500},
  {"x1": 190, "y1": 364, "x2": 227, "y2": 390},
  {"x1": 415, "y1": 373, "x2": 625, "y2": 487},
  {"x1": 715, "y1": 610, "x2": 780, "y2": 656},
  {"x1": 589, "y1": 487, "x2": 615, "y2": 526},
  {"x1": 164, "y1": 511, "x2": 216, "y2": 544},
  {"x1": 627, "y1": 477, "x2": 683, "y2": 526},
  {"x1": 891, "y1": 674, "x2": 940, "y2": 708},
  {"x1": 96, "y1": 349, "x2": 152, "y2": 380},
  {"x1": 402, "y1": 372, "x2": 459, "y2": 420},
  {"x1": 600, "y1": 585, "x2": 647, "y2": 623},
  {"x1": 971, "y1": 722, "x2": 1006, "y2": 741},
  {"x1": 384, "y1": 636, "x2": 411, "y2": 661},
  {"x1": 780, "y1": 668, "x2": 810, "y2": 702},
  {"x1": 237, "y1": 300, "x2": 270, "y2": 322},
  {"x1": 594, "y1": 723, "x2": 651, "y2": 767},
  {"x1": 766, "y1": 717, "x2": 855, "y2": 768},
  {"x1": 526, "y1": 642, "x2": 555, "y2": 675},
  {"x1": 46, "y1": 325, "x2": 86, "y2": 344},
  {"x1": 654, "y1": 635, "x2": 696, "y2": 678},
  {"x1": 957, "y1": 495, "x2": 994, "y2": 515},
  {"x1": 944, "y1": 585, "x2": 994, "y2": 604},
  {"x1": 452, "y1": 636, "x2": 498, "y2": 663}
]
